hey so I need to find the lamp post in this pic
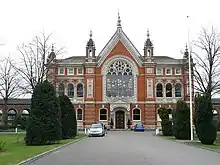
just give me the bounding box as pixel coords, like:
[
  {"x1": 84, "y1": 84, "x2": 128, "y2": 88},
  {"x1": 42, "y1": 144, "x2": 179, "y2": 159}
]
[{"x1": 187, "y1": 16, "x2": 194, "y2": 141}]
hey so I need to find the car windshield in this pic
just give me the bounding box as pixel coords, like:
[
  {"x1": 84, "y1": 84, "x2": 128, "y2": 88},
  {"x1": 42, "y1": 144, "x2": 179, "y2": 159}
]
[{"x1": 91, "y1": 124, "x2": 102, "y2": 128}]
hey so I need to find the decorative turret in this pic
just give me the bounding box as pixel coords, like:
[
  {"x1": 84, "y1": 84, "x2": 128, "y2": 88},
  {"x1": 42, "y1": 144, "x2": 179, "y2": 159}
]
[
  {"x1": 144, "y1": 30, "x2": 154, "y2": 62},
  {"x1": 47, "y1": 44, "x2": 56, "y2": 63},
  {"x1": 86, "y1": 30, "x2": 96, "y2": 60}
]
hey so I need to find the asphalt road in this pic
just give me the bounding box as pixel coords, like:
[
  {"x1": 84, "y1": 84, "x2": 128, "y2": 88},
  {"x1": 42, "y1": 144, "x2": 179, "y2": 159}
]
[{"x1": 29, "y1": 131, "x2": 220, "y2": 165}]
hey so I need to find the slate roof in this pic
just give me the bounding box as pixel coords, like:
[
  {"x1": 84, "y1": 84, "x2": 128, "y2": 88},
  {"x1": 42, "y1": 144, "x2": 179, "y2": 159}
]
[
  {"x1": 56, "y1": 56, "x2": 86, "y2": 64},
  {"x1": 56, "y1": 55, "x2": 183, "y2": 65},
  {"x1": 154, "y1": 56, "x2": 184, "y2": 65},
  {"x1": 212, "y1": 98, "x2": 220, "y2": 104},
  {"x1": 0, "y1": 99, "x2": 31, "y2": 105}
]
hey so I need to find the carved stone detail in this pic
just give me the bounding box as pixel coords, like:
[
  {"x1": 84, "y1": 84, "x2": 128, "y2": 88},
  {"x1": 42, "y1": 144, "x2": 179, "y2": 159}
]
[{"x1": 110, "y1": 103, "x2": 130, "y2": 111}]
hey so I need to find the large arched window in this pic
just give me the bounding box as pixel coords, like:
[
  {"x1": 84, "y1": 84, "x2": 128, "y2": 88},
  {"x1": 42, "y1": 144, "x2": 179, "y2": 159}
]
[
  {"x1": 77, "y1": 83, "x2": 83, "y2": 97},
  {"x1": 156, "y1": 83, "x2": 163, "y2": 97},
  {"x1": 8, "y1": 109, "x2": 17, "y2": 121},
  {"x1": 106, "y1": 60, "x2": 134, "y2": 97},
  {"x1": 133, "y1": 109, "x2": 141, "y2": 121},
  {"x1": 77, "y1": 109, "x2": 83, "y2": 120},
  {"x1": 175, "y1": 83, "x2": 182, "y2": 97},
  {"x1": 166, "y1": 83, "x2": 172, "y2": 97},
  {"x1": 58, "y1": 83, "x2": 65, "y2": 96},
  {"x1": 68, "y1": 83, "x2": 74, "y2": 98},
  {"x1": 100, "y1": 109, "x2": 107, "y2": 121}
]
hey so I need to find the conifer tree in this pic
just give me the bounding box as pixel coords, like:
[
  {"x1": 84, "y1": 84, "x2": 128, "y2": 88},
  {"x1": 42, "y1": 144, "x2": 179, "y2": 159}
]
[
  {"x1": 173, "y1": 100, "x2": 190, "y2": 140},
  {"x1": 25, "y1": 80, "x2": 62, "y2": 145},
  {"x1": 196, "y1": 94, "x2": 217, "y2": 144},
  {"x1": 59, "y1": 95, "x2": 77, "y2": 139}
]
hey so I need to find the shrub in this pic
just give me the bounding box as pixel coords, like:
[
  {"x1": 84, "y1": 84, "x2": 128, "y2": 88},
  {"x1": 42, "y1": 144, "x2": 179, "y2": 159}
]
[
  {"x1": 197, "y1": 122, "x2": 217, "y2": 144},
  {"x1": 173, "y1": 100, "x2": 190, "y2": 140},
  {"x1": 217, "y1": 122, "x2": 220, "y2": 131},
  {"x1": 0, "y1": 141, "x2": 6, "y2": 152},
  {"x1": 25, "y1": 80, "x2": 62, "y2": 145},
  {"x1": 13, "y1": 114, "x2": 29, "y2": 130},
  {"x1": 196, "y1": 93, "x2": 217, "y2": 145},
  {"x1": 158, "y1": 107, "x2": 173, "y2": 136},
  {"x1": 59, "y1": 95, "x2": 77, "y2": 139}
]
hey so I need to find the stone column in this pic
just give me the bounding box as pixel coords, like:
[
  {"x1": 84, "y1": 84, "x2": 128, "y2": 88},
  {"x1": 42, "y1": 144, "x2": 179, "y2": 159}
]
[{"x1": 74, "y1": 83, "x2": 77, "y2": 98}]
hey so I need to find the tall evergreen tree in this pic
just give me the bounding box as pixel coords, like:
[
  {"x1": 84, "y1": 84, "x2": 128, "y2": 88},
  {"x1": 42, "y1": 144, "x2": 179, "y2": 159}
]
[
  {"x1": 59, "y1": 95, "x2": 77, "y2": 139},
  {"x1": 173, "y1": 100, "x2": 190, "y2": 140},
  {"x1": 25, "y1": 80, "x2": 62, "y2": 145},
  {"x1": 196, "y1": 93, "x2": 217, "y2": 144}
]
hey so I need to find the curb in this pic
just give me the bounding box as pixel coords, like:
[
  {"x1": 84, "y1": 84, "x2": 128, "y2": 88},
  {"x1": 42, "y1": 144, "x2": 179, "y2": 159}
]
[
  {"x1": 16, "y1": 136, "x2": 87, "y2": 165},
  {"x1": 184, "y1": 142, "x2": 220, "y2": 154}
]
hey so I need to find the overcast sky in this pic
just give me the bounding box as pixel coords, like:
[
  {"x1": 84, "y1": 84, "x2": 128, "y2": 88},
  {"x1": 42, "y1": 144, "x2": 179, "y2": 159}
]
[{"x1": 1, "y1": 0, "x2": 220, "y2": 59}]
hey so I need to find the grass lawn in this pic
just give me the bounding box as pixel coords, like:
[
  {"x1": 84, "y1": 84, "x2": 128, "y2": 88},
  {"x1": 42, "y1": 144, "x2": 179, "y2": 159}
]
[
  {"x1": 159, "y1": 135, "x2": 176, "y2": 140},
  {"x1": 186, "y1": 140, "x2": 220, "y2": 152},
  {"x1": 158, "y1": 132, "x2": 220, "y2": 152},
  {"x1": 0, "y1": 133, "x2": 86, "y2": 165}
]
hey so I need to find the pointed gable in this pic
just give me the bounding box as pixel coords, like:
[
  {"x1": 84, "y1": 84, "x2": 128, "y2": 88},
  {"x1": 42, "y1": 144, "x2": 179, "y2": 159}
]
[
  {"x1": 97, "y1": 28, "x2": 143, "y2": 67},
  {"x1": 110, "y1": 40, "x2": 131, "y2": 56}
]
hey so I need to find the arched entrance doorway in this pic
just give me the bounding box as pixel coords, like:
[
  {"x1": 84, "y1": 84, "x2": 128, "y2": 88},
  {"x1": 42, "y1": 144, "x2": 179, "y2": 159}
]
[{"x1": 115, "y1": 110, "x2": 125, "y2": 129}]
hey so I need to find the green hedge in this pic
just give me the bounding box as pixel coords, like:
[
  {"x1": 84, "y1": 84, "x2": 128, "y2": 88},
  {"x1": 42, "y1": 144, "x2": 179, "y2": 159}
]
[{"x1": 158, "y1": 107, "x2": 173, "y2": 136}]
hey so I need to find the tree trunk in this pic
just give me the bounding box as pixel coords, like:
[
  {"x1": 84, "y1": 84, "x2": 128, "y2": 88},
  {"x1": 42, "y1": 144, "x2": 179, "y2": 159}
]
[{"x1": 3, "y1": 98, "x2": 8, "y2": 126}]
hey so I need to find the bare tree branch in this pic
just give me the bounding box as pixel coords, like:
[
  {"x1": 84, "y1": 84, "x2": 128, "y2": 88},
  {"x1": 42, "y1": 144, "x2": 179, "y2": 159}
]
[
  {"x1": 14, "y1": 31, "x2": 65, "y2": 94},
  {"x1": 0, "y1": 56, "x2": 24, "y2": 99},
  {"x1": 192, "y1": 27, "x2": 220, "y2": 96}
]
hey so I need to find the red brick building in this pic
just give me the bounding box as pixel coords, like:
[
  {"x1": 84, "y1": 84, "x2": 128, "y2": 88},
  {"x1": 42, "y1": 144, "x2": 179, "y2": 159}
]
[{"x1": 46, "y1": 16, "x2": 192, "y2": 130}]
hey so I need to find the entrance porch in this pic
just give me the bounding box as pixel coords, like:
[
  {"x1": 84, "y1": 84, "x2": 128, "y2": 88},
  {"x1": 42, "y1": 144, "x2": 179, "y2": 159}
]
[{"x1": 111, "y1": 107, "x2": 130, "y2": 130}]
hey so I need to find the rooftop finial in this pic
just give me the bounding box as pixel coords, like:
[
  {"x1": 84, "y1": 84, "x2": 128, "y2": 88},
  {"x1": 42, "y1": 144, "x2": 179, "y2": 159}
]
[
  {"x1": 89, "y1": 30, "x2": 92, "y2": 38},
  {"x1": 147, "y1": 29, "x2": 150, "y2": 38},
  {"x1": 184, "y1": 43, "x2": 189, "y2": 58},
  {"x1": 117, "y1": 10, "x2": 121, "y2": 28},
  {"x1": 185, "y1": 43, "x2": 188, "y2": 50},
  {"x1": 51, "y1": 44, "x2": 54, "y2": 52}
]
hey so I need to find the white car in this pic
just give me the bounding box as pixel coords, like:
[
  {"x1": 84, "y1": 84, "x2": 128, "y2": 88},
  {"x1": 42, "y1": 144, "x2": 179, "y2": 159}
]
[{"x1": 88, "y1": 123, "x2": 105, "y2": 137}]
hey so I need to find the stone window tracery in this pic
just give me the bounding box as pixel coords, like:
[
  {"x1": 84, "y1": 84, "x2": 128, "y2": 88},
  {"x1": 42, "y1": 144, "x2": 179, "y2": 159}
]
[
  {"x1": 175, "y1": 83, "x2": 182, "y2": 97},
  {"x1": 77, "y1": 83, "x2": 83, "y2": 97},
  {"x1": 166, "y1": 83, "x2": 172, "y2": 97},
  {"x1": 106, "y1": 60, "x2": 134, "y2": 97},
  {"x1": 68, "y1": 83, "x2": 74, "y2": 98},
  {"x1": 156, "y1": 83, "x2": 163, "y2": 97},
  {"x1": 58, "y1": 83, "x2": 65, "y2": 96}
]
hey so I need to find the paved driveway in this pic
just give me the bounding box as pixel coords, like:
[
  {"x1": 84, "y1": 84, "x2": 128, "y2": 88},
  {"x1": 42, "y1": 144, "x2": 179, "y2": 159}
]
[{"x1": 29, "y1": 131, "x2": 220, "y2": 165}]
